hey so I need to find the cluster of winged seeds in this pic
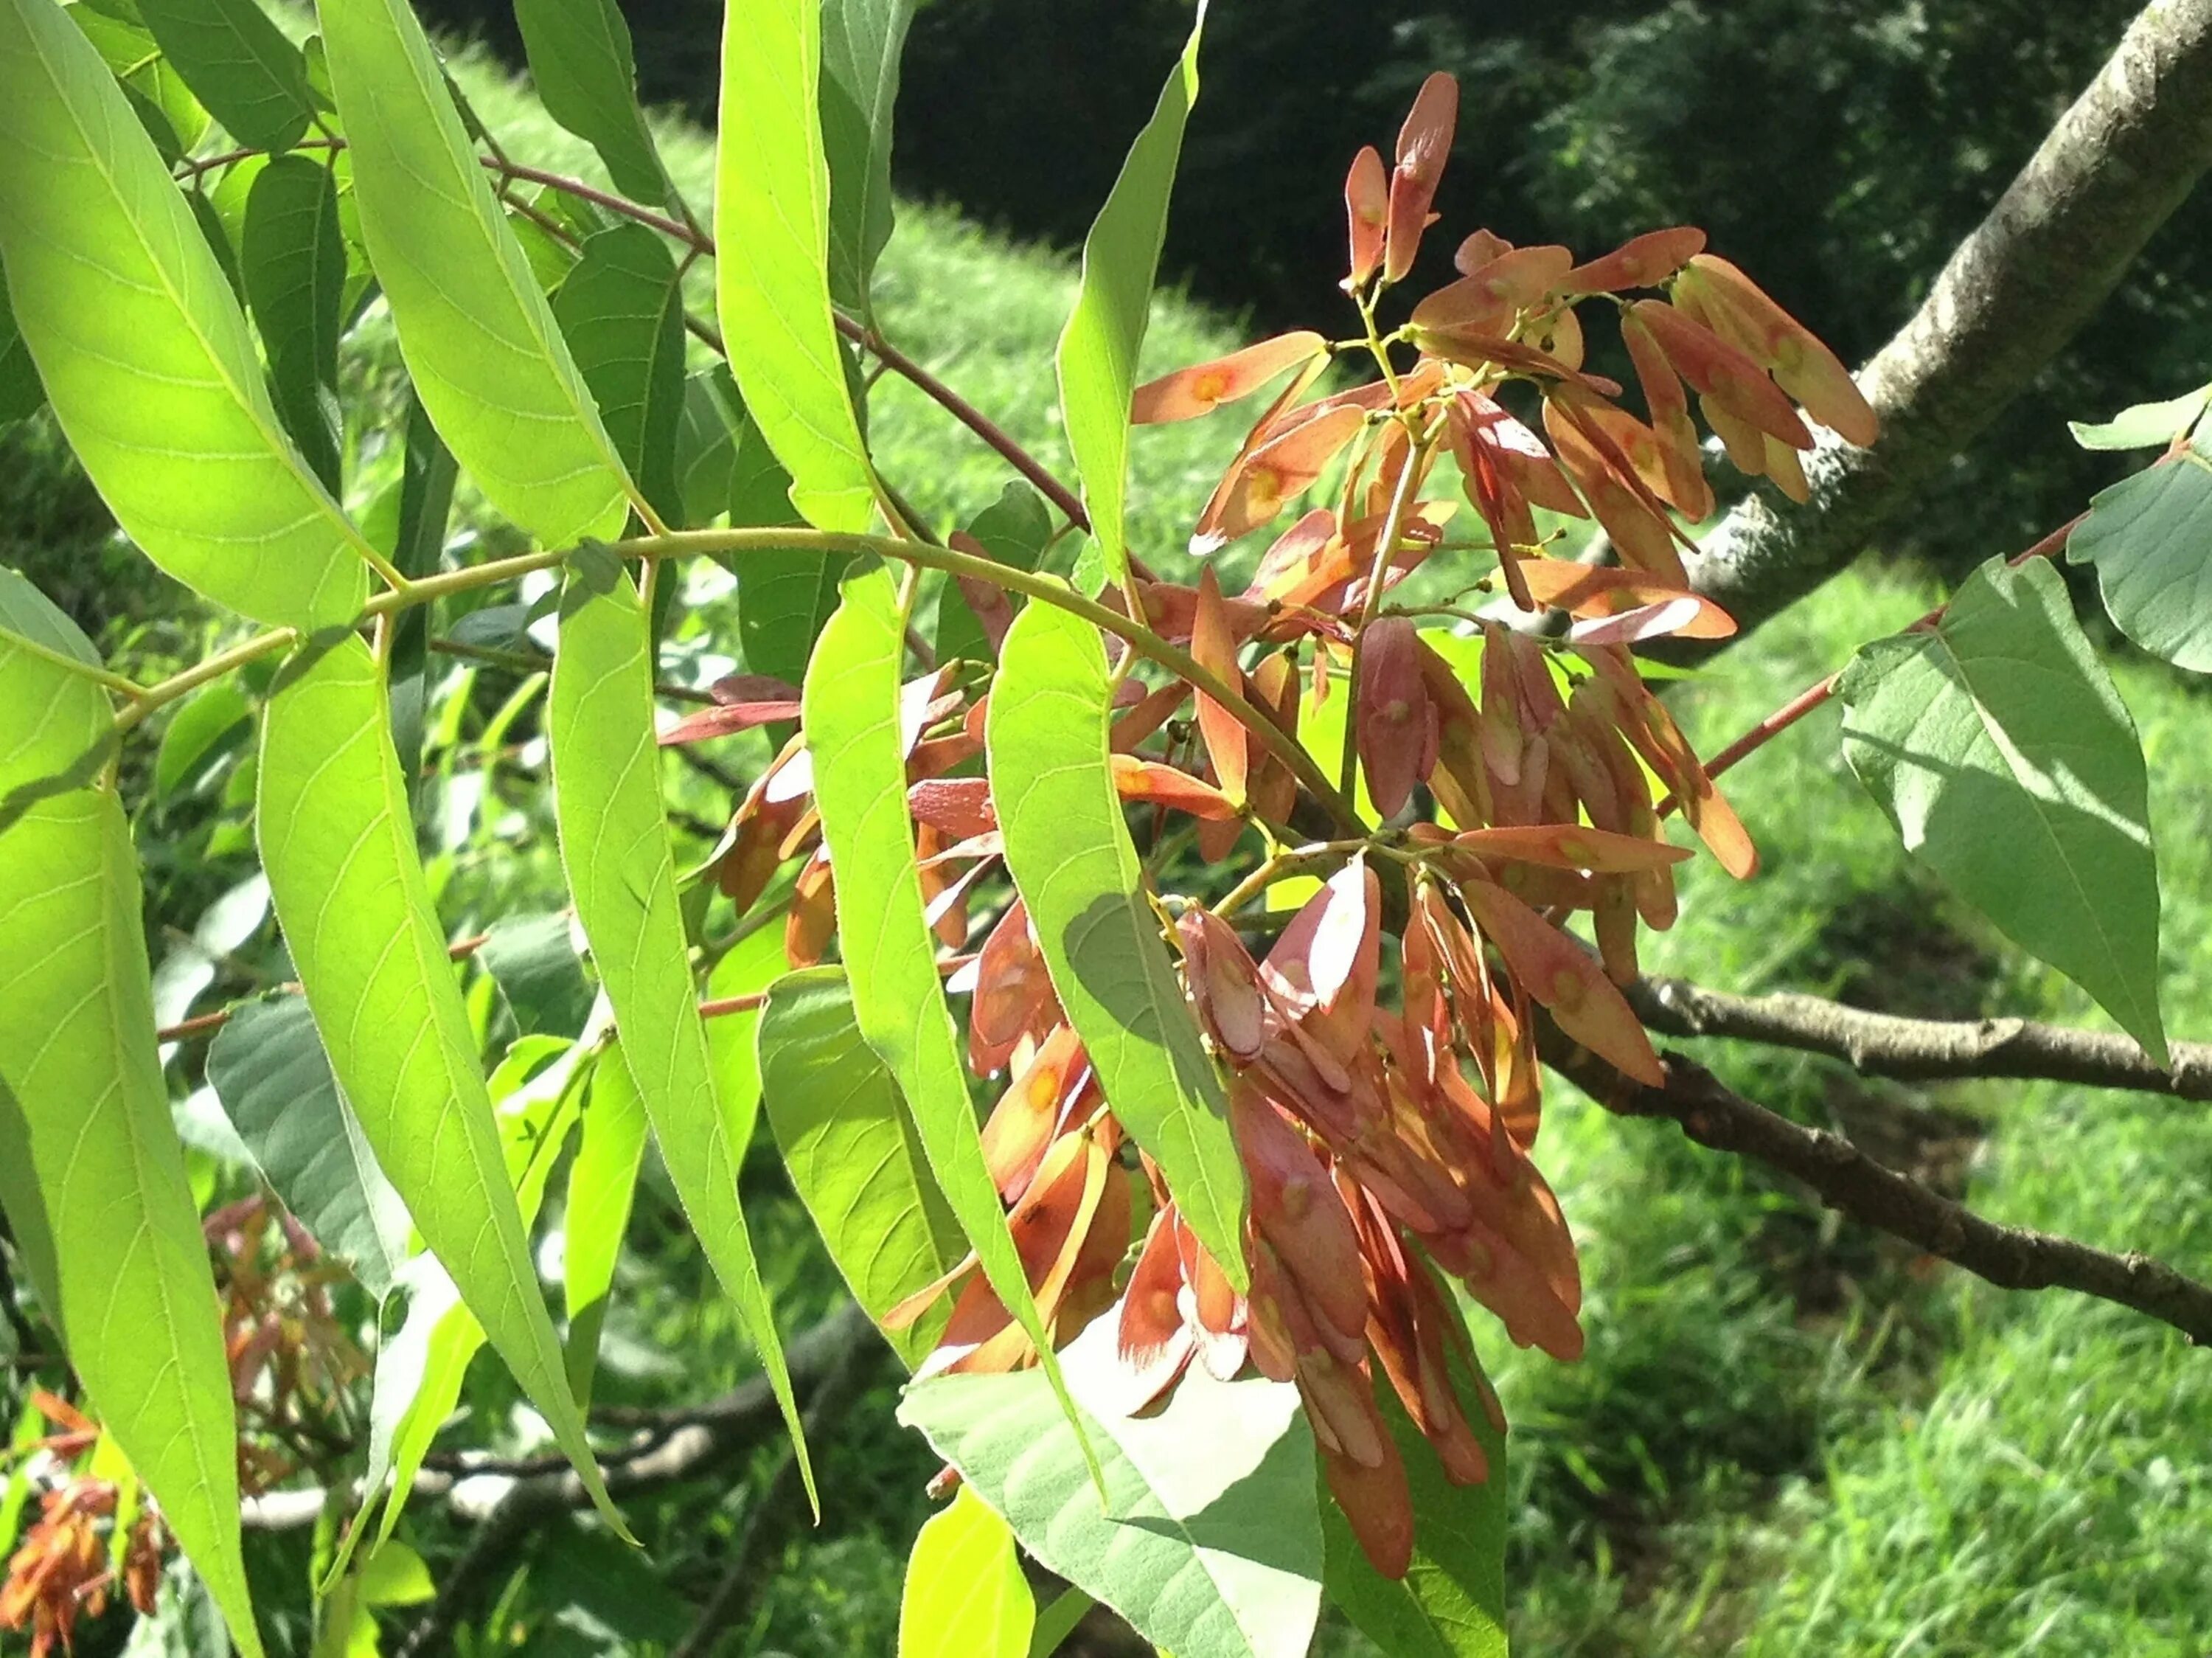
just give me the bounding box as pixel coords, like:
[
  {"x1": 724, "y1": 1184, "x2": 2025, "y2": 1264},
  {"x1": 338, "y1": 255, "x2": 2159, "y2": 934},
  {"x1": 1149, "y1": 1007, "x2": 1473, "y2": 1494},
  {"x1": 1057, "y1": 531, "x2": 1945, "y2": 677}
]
[{"x1": 686, "y1": 70, "x2": 1876, "y2": 1576}]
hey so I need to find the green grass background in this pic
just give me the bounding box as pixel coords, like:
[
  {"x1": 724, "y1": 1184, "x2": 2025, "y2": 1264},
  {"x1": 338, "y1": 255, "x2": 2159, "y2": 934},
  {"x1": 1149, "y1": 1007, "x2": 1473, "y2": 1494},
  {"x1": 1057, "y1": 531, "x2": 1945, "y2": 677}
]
[{"x1": 8, "y1": 34, "x2": 2209, "y2": 1657}]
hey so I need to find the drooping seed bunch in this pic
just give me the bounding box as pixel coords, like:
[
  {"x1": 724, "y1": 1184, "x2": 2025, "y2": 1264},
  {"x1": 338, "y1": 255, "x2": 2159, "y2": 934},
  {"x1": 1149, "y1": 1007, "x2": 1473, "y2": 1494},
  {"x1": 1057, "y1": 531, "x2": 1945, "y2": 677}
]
[{"x1": 680, "y1": 68, "x2": 1875, "y2": 1577}]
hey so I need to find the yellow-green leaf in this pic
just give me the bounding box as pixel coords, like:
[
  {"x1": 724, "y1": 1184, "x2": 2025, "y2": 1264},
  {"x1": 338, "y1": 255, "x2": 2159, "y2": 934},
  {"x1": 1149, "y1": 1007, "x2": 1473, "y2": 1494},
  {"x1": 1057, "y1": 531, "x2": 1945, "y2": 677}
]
[
  {"x1": 316, "y1": 0, "x2": 643, "y2": 544},
  {"x1": 899, "y1": 1486, "x2": 1035, "y2": 1658},
  {"x1": 0, "y1": 0, "x2": 368, "y2": 629},
  {"x1": 1054, "y1": 7, "x2": 1205, "y2": 586},
  {"x1": 801, "y1": 561, "x2": 1097, "y2": 1475},
  {"x1": 0, "y1": 779, "x2": 264, "y2": 1658},
  {"x1": 258, "y1": 634, "x2": 627, "y2": 1535},
  {"x1": 714, "y1": 0, "x2": 876, "y2": 532},
  {"x1": 549, "y1": 549, "x2": 810, "y2": 1499},
  {"x1": 987, "y1": 596, "x2": 1247, "y2": 1282}
]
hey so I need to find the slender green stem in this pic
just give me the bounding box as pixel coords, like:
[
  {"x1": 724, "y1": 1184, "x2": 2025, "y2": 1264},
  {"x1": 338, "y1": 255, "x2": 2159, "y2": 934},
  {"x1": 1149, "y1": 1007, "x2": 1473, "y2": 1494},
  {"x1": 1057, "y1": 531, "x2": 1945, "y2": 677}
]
[
  {"x1": 9, "y1": 633, "x2": 146, "y2": 701},
  {"x1": 113, "y1": 527, "x2": 1366, "y2": 835}
]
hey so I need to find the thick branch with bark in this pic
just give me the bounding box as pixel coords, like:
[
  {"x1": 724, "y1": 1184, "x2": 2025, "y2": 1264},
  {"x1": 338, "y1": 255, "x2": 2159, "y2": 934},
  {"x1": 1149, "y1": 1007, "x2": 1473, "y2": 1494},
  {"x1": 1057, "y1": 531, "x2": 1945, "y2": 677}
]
[
  {"x1": 1682, "y1": 0, "x2": 2212, "y2": 645},
  {"x1": 1544, "y1": 1036, "x2": 2212, "y2": 1346},
  {"x1": 1632, "y1": 976, "x2": 2212, "y2": 1101}
]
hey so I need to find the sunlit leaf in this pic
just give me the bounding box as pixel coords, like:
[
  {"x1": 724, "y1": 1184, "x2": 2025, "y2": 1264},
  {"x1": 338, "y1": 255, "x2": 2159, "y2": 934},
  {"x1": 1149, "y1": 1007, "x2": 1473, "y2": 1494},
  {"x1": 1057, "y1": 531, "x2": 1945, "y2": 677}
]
[
  {"x1": 1054, "y1": 6, "x2": 1206, "y2": 587},
  {"x1": 1840, "y1": 555, "x2": 2166, "y2": 1064},
  {"x1": 715, "y1": 0, "x2": 877, "y2": 530},
  {"x1": 899, "y1": 1485, "x2": 1034, "y2": 1658},
  {"x1": 0, "y1": 0, "x2": 369, "y2": 629},
  {"x1": 379, "y1": 392, "x2": 457, "y2": 790},
  {"x1": 900, "y1": 1318, "x2": 1323, "y2": 1658},
  {"x1": 702, "y1": 925, "x2": 791, "y2": 1168},
  {"x1": 757, "y1": 966, "x2": 964, "y2": 1369},
  {"x1": 549, "y1": 549, "x2": 811, "y2": 1494},
  {"x1": 802, "y1": 561, "x2": 1093, "y2": 1456},
  {"x1": 318, "y1": 0, "x2": 644, "y2": 544},
  {"x1": 2067, "y1": 387, "x2": 2211, "y2": 451},
  {"x1": 553, "y1": 223, "x2": 689, "y2": 527},
  {"x1": 2067, "y1": 443, "x2": 2212, "y2": 674},
  {"x1": 562, "y1": 1038, "x2": 647, "y2": 1404},
  {"x1": 514, "y1": 0, "x2": 672, "y2": 206},
  {"x1": 136, "y1": 0, "x2": 313, "y2": 150},
  {"x1": 820, "y1": 0, "x2": 915, "y2": 316},
  {"x1": 70, "y1": 5, "x2": 209, "y2": 156},
  {"x1": 206, "y1": 994, "x2": 412, "y2": 1300},
  {"x1": 259, "y1": 634, "x2": 628, "y2": 1532},
  {"x1": 243, "y1": 154, "x2": 346, "y2": 491},
  {"x1": 988, "y1": 596, "x2": 1248, "y2": 1280},
  {"x1": 0, "y1": 777, "x2": 262, "y2": 1658},
  {"x1": 1, "y1": 569, "x2": 114, "y2": 798}
]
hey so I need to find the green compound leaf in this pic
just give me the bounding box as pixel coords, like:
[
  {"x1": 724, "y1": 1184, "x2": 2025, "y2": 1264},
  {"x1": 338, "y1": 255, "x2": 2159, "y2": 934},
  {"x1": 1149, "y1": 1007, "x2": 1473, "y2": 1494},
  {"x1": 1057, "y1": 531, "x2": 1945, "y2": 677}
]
[
  {"x1": 757, "y1": 966, "x2": 964, "y2": 1370},
  {"x1": 317, "y1": 0, "x2": 643, "y2": 545},
  {"x1": 514, "y1": 0, "x2": 672, "y2": 207},
  {"x1": 0, "y1": 0, "x2": 368, "y2": 631},
  {"x1": 819, "y1": 0, "x2": 915, "y2": 317},
  {"x1": 136, "y1": 0, "x2": 313, "y2": 152},
  {"x1": 2067, "y1": 444, "x2": 2212, "y2": 675},
  {"x1": 1321, "y1": 1306, "x2": 1508, "y2": 1658},
  {"x1": 206, "y1": 994, "x2": 412, "y2": 1300},
  {"x1": 1840, "y1": 555, "x2": 2167, "y2": 1064},
  {"x1": 899, "y1": 1485, "x2": 1035, "y2": 1658},
  {"x1": 0, "y1": 779, "x2": 263, "y2": 1658},
  {"x1": 242, "y1": 153, "x2": 346, "y2": 492},
  {"x1": 553, "y1": 223, "x2": 689, "y2": 529},
  {"x1": 987, "y1": 597, "x2": 1247, "y2": 1282},
  {"x1": 259, "y1": 634, "x2": 628, "y2": 1535},
  {"x1": 715, "y1": 0, "x2": 876, "y2": 531},
  {"x1": 549, "y1": 549, "x2": 810, "y2": 1499},
  {"x1": 899, "y1": 1319, "x2": 1323, "y2": 1658},
  {"x1": 1054, "y1": 6, "x2": 1206, "y2": 586},
  {"x1": 802, "y1": 562, "x2": 1095, "y2": 1473}
]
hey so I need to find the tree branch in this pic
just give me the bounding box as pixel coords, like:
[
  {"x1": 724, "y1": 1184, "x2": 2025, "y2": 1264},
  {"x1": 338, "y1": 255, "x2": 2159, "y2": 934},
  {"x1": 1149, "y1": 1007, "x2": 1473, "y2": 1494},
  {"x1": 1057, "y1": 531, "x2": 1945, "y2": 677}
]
[
  {"x1": 1543, "y1": 1035, "x2": 2212, "y2": 1345},
  {"x1": 1679, "y1": 0, "x2": 2212, "y2": 645},
  {"x1": 1632, "y1": 976, "x2": 2212, "y2": 1100}
]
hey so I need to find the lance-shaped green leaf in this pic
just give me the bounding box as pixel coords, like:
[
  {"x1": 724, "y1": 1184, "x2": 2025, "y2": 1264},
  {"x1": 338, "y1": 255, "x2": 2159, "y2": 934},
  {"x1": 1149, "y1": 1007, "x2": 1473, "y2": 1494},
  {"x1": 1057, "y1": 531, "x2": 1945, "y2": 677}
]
[
  {"x1": 1, "y1": 569, "x2": 114, "y2": 800},
  {"x1": 757, "y1": 966, "x2": 963, "y2": 1369},
  {"x1": 2067, "y1": 386, "x2": 2211, "y2": 451},
  {"x1": 563, "y1": 1039, "x2": 647, "y2": 1404},
  {"x1": 317, "y1": 0, "x2": 643, "y2": 545},
  {"x1": 2067, "y1": 443, "x2": 2212, "y2": 675},
  {"x1": 676, "y1": 365, "x2": 801, "y2": 532},
  {"x1": 70, "y1": 5, "x2": 209, "y2": 156},
  {"x1": 803, "y1": 563, "x2": 1095, "y2": 1469},
  {"x1": 820, "y1": 0, "x2": 915, "y2": 316},
  {"x1": 206, "y1": 994, "x2": 412, "y2": 1300},
  {"x1": 243, "y1": 154, "x2": 346, "y2": 492},
  {"x1": 900, "y1": 1319, "x2": 1323, "y2": 1658},
  {"x1": 715, "y1": 0, "x2": 877, "y2": 531},
  {"x1": 1840, "y1": 555, "x2": 2167, "y2": 1064},
  {"x1": 258, "y1": 634, "x2": 628, "y2": 1534},
  {"x1": 899, "y1": 1485, "x2": 1034, "y2": 1658},
  {"x1": 1054, "y1": 6, "x2": 1206, "y2": 586},
  {"x1": 0, "y1": 780, "x2": 263, "y2": 1658},
  {"x1": 514, "y1": 0, "x2": 672, "y2": 207},
  {"x1": 549, "y1": 550, "x2": 811, "y2": 1498},
  {"x1": 554, "y1": 223, "x2": 688, "y2": 528},
  {"x1": 987, "y1": 597, "x2": 1246, "y2": 1280},
  {"x1": 0, "y1": 0, "x2": 368, "y2": 630},
  {"x1": 136, "y1": 0, "x2": 313, "y2": 151},
  {"x1": 1321, "y1": 1313, "x2": 1509, "y2": 1658}
]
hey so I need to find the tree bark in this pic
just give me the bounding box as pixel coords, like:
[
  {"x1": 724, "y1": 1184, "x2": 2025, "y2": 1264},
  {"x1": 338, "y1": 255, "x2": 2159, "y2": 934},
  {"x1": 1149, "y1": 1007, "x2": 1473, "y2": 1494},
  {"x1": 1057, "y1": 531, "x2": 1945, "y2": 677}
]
[{"x1": 1680, "y1": 0, "x2": 2212, "y2": 646}]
